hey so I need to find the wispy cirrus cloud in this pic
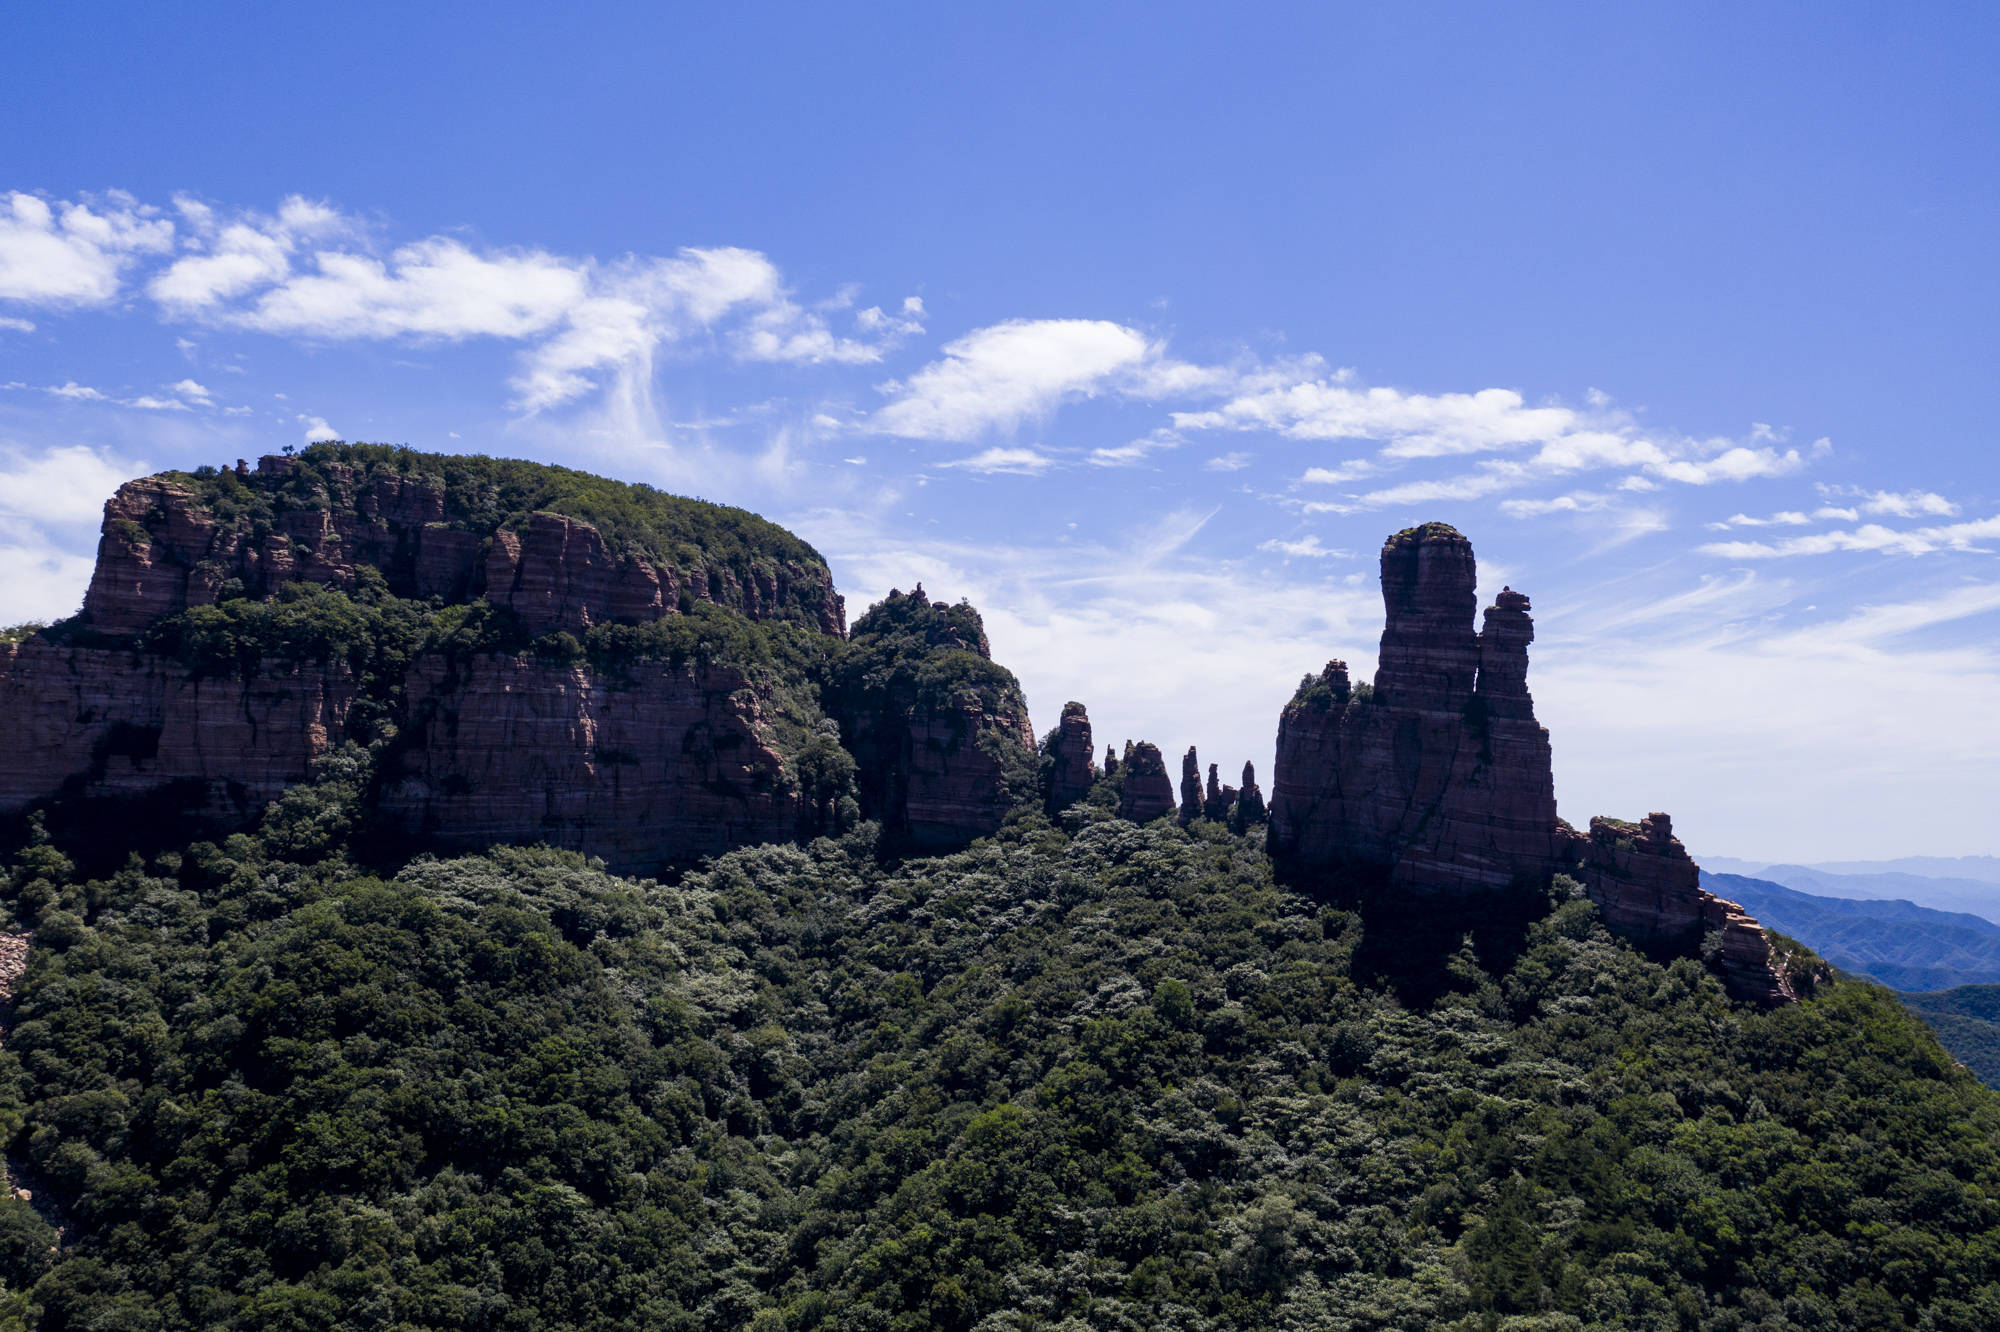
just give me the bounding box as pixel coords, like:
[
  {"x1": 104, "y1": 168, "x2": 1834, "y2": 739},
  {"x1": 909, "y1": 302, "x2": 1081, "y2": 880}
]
[{"x1": 1700, "y1": 513, "x2": 2000, "y2": 559}]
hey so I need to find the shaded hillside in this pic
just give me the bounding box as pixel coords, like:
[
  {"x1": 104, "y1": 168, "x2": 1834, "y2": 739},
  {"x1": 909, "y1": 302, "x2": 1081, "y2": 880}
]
[
  {"x1": 1901, "y1": 988, "x2": 2000, "y2": 1088},
  {"x1": 1705, "y1": 871, "x2": 2000, "y2": 990}
]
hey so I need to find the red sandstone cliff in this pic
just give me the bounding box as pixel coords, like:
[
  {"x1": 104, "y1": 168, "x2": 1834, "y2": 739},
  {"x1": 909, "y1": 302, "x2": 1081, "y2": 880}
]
[
  {"x1": 1568, "y1": 813, "x2": 1793, "y2": 1006},
  {"x1": 0, "y1": 449, "x2": 865, "y2": 870},
  {"x1": 79, "y1": 454, "x2": 844, "y2": 639},
  {"x1": 1266, "y1": 522, "x2": 1792, "y2": 1006},
  {"x1": 1268, "y1": 525, "x2": 1564, "y2": 892},
  {"x1": 1043, "y1": 701, "x2": 1097, "y2": 813}
]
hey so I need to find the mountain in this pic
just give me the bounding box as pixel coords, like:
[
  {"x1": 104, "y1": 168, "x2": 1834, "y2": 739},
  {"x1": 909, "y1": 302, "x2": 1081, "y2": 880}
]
[
  {"x1": 1704, "y1": 871, "x2": 2000, "y2": 990},
  {"x1": 0, "y1": 444, "x2": 1036, "y2": 870},
  {"x1": 1814, "y1": 856, "x2": 2000, "y2": 885},
  {"x1": 1706, "y1": 862, "x2": 2000, "y2": 923},
  {"x1": 5, "y1": 464, "x2": 2000, "y2": 1326}
]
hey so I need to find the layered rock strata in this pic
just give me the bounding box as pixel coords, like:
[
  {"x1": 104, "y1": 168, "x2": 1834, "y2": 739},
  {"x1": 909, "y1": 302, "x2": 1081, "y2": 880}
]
[
  {"x1": 378, "y1": 656, "x2": 800, "y2": 863},
  {"x1": 80, "y1": 453, "x2": 844, "y2": 639},
  {"x1": 1179, "y1": 747, "x2": 1203, "y2": 825},
  {"x1": 832, "y1": 588, "x2": 1038, "y2": 852},
  {"x1": 1231, "y1": 761, "x2": 1267, "y2": 835},
  {"x1": 1, "y1": 450, "x2": 1030, "y2": 869},
  {"x1": 1569, "y1": 814, "x2": 1793, "y2": 1006},
  {"x1": 1268, "y1": 524, "x2": 1563, "y2": 892}
]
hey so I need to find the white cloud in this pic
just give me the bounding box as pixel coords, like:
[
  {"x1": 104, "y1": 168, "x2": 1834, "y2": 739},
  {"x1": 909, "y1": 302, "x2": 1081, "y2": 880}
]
[
  {"x1": 1090, "y1": 429, "x2": 1180, "y2": 467},
  {"x1": 1646, "y1": 445, "x2": 1805, "y2": 485},
  {"x1": 237, "y1": 236, "x2": 588, "y2": 341},
  {"x1": 874, "y1": 319, "x2": 1205, "y2": 441},
  {"x1": 1300, "y1": 460, "x2": 1375, "y2": 484},
  {"x1": 1538, "y1": 583, "x2": 2000, "y2": 860},
  {"x1": 147, "y1": 195, "x2": 345, "y2": 312},
  {"x1": 299, "y1": 414, "x2": 339, "y2": 442},
  {"x1": 127, "y1": 395, "x2": 191, "y2": 411},
  {"x1": 0, "y1": 191, "x2": 173, "y2": 308},
  {"x1": 1813, "y1": 486, "x2": 1960, "y2": 519},
  {"x1": 0, "y1": 316, "x2": 33, "y2": 333},
  {"x1": 45, "y1": 381, "x2": 106, "y2": 401},
  {"x1": 1258, "y1": 535, "x2": 1350, "y2": 559},
  {"x1": 1206, "y1": 452, "x2": 1252, "y2": 472},
  {"x1": 1708, "y1": 510, "x2": 1812, "y2": 529},
  {"x1": 937, "y1": 446, "x2": 1054, "y2": 475},
  {"x1": 0, "y1": 444, "x2": 140, "y2": 524},
  {"x1": 1176, "y1": 360, "x2": 1586, "y2": 459},
  {"x1": 1700, "y1": 512, "x2": 2000, "y2": 559},
  {"x1": 1500, "y1": 492, "x2": 1616, "y2": 518},
  {"x1": 167, "y1": 378, "x2": 211, "y2": 404}
]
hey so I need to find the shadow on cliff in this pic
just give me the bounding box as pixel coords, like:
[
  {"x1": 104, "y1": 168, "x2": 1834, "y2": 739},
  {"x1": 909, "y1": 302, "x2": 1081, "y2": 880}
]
[{"x1": 1291, "y1": 862, "x2": 1560, "y2": 1008}]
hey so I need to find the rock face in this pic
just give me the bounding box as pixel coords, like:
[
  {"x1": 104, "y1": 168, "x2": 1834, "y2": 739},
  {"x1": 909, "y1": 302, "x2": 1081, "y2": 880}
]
[
  {"x1": 1569, "y1": 814, "x2": 1793, "y2": 1006},
  {"x1": 1268, "y1": 524, "x2": 1563, "y2": 893},
  {"x1": 1231, "y1": 761, "x2": 1267, "y2": 835},
  {"x1": 378, "y1": 656, "x2": 800, "y2": 863},
  {"x1": 79, "y1": 453, "x2": 844, "y2": 639},
  {"x1": 1179, "y1": 747, "x2": 1203, "y2": 825},
  {"x1": 830, "y1": 587, "x2": 1038, "y2": 852},
  {"x1": 0, "y1": 448, "x2": 873, "y2": 871},
  {"x1": 1044, "y1": 702, "x2": 1097, "y2": 812},
  {"x1": 0, "y1": 636, "x2": 357, "y2": 825},
  {"x1": 1267, "y1": 521, "x2": 1792, "y2": 1006},
  {"x1": 1117, "y1": 742, "x2": 1177, "y2": 823}
]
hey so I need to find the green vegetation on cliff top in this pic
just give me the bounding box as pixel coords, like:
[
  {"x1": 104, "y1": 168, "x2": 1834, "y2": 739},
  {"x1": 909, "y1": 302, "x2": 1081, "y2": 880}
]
[
  {"x1": 165, "y1": 441, "x2": 828, "y2": 575},
  {"x1": 0, "y1": 761, "x2": 1998, "y2": 1330}
]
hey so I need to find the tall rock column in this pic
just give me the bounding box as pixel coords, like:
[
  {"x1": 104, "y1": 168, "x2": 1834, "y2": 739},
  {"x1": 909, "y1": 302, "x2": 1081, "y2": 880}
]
[
  {"x1": 1268, "y1": 523, "x2": 1562, "y2": 892},
  {"x1": 1179, "y1": 746, "x2": 1203, "y2": 825},
  {"x1": 1374, "y1": 523, "x2": 1480, "y2": 712},
  {"x1": 1044, "y1": 701, "x2": 1097, "y2": 812}
]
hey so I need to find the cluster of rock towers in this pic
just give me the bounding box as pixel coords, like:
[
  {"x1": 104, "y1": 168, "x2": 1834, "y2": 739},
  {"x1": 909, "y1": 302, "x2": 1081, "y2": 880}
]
[
  {"x1": 1041, "y1": 699, "x2": 1268, "y2": 834},
  {"x1": 1039, "y1": 522, "x2": 1792, "y2": 1006}
]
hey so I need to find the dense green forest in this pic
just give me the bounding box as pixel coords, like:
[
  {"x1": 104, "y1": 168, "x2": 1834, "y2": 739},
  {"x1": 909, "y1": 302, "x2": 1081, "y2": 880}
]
[{"x1": 2, "y1": 759, "x2": 1999, "y2": 1330}]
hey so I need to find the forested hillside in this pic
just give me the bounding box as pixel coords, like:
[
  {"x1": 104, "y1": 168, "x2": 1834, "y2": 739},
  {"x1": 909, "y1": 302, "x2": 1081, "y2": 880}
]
[{"x1": 1, "y1": 763, "x2": 1997, "y2": 1331}]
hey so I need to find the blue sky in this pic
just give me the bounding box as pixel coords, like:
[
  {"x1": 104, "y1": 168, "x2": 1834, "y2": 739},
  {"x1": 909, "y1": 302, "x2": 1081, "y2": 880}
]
[{"x1": 3, "y1": 2, "x2": 1997, "y2": 860}]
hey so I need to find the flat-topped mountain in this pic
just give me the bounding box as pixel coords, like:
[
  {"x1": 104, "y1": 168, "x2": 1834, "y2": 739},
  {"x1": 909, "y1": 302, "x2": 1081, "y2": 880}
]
[{"x1": 0, "y1": 444, "x2": 1031, "y2": 867}]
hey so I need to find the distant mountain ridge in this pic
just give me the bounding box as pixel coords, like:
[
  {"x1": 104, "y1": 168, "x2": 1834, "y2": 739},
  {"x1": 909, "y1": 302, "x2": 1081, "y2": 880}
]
[
  {"x1": 1704, "y1": 871, "x2": 2000, "y2": 991},
  {"x1": 1702, "y1": 858, "x2": 2000, "y2": 923}
]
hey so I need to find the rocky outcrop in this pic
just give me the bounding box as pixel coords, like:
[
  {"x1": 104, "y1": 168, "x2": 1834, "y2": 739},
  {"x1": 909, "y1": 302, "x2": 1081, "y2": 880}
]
[
  {"x1": 1267, "y1": 521, "x2": 1792, "y2": 1005},
  {"x1": 830, "y1": 587, "x2": 1038, "y2": 852},
  {"x1": 78, "y1": 452, "x2": 844, "y2": 639},
  {"x1": 1, "y1": 448, "x2": 861, "y2": 871},
  {"x1": 1569, "y1": 813, "x2": 1792, "y2": 1006},
  {"x1": 1179, "y1": 747, "x2": 1203, "y2": 825},
  {"x1": 1203, "y1": 764, "x2": 1235, "y2": 823},
  {"x1": 1231, "y1": 761, "x2": 1266, "y2": 835},
  {"x1": 1117, "y1": 742, "x2": 1177, "y2": 823},
  {"x1": 378, "y1": 657, "x2": 801, "y2": 865},
  {"x1": 0, "y1": 635, "x2": 357, "y2": 823},
  {"x1": 1044, "y1": 701, "x2": 1097, "y2": 812},
  {"x1": 1268, "y1": 525, "x2": 1563, "y2": 893}
]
